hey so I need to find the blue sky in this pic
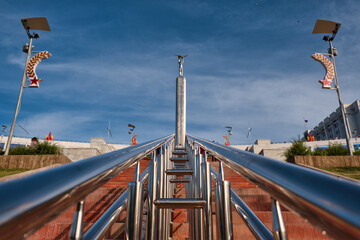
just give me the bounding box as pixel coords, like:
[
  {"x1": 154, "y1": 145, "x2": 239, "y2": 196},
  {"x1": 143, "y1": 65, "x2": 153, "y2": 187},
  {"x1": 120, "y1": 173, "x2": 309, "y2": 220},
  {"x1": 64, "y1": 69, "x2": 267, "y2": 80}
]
[{"x1": 1, "y1": 0, "x2": 360, "y2": 144}]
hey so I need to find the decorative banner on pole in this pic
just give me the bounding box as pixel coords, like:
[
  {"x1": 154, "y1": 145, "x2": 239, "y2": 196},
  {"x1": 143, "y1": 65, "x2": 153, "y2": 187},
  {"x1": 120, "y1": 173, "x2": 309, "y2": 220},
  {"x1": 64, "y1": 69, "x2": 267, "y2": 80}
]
[
  {"x1": 46, "y1": 132, "x2": 53, "y2": 141},
  {"x1": 223, "y1": 135, "x2": 230, "y2": 146},
  {"x1": 27, "y1": 51, "x2": 52, "y2": 88},
  {"x1": 311, "y1": 53, "x2": 334, "y2": 89},
  {"x1": 131, "y1": 134, "x2": 138, "y2": 145}
]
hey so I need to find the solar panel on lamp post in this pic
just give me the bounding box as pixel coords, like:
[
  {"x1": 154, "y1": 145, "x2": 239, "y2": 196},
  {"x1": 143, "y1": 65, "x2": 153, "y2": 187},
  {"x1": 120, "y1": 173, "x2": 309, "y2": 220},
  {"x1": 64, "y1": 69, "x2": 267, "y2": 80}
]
[
  {"x1": 4, "y1": 17, "x2": 50, "y2": 155},
  {"x1": 312, "y1": 19, "x2": 354, "y2": 155}
]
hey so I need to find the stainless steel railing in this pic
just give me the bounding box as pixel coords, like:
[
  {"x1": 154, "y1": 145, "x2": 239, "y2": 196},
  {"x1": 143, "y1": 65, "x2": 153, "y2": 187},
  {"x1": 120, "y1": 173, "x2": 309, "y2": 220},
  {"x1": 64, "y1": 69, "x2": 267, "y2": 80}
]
[
  {"x1": 83, "y1": 168, "x2": 149, "y2": 240},
  {"x1": 2, "y1": 132, "x2": 359, "y2": 240},
  {"x1": 0, "y1": 134, "x2": 173, "y2": 240},
  {"x1": 210, "y1": 167, "x2": 273, "y2": 240},
  {"x1": 187, "y1": 134, "x2": 360, "y2": 240}
]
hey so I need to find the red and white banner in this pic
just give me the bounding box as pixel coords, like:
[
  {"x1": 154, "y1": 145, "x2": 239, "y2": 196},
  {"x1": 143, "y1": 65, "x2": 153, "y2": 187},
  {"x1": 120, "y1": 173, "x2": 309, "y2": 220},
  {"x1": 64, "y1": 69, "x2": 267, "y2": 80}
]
[
  {"x1": 311, "y1": 53, "x2": 334, "y2": 89},
  {"x1": 26, "y1": 51, "x2": 52, "y2": 88}
]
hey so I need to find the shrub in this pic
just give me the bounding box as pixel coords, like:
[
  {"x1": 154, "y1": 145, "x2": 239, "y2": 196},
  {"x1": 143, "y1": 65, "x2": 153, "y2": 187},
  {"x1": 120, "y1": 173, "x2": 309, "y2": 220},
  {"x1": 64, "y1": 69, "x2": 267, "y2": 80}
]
[
  {"x1": 312, "y1": 147, "x2": 328, "y2": 156},
  {"x1": 326, "y1": 143, "x2": 349, "y2": 156},
  {"x1": 35, "y1": 141, "x2": 62, "y2": 155},
  {"x1": 353, "y1": 150, "x2": 360, "y2": 156},
  {"x1": 8, "y1": 141, "x2": 62, "y2": 155},
  {"x1": 8, "y1": 145, "x2": 35, "y2": 155},
  {"x1": 284, "y1": 137, "x2": 311, "y2": 161}
]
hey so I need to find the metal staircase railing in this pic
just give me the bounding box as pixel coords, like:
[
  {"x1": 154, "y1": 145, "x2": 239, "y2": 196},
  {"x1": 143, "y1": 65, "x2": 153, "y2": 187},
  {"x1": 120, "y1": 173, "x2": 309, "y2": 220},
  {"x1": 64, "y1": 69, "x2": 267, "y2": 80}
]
[
  {"x1": 0, "y1": 135, "x2": 173, "y2": 240},
  {"x1": 187, "y1": 134, "x2": 360, "y2": 240},
  {"x1": 1, "y1": 133, "x2": 360, "y2": 239}
]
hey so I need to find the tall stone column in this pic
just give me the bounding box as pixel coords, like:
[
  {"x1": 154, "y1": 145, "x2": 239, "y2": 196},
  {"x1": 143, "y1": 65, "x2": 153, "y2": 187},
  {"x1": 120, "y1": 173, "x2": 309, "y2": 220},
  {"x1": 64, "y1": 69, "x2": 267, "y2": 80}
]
[{"x1": 175, "y1": 55, "x2": 187, "y2": 147}]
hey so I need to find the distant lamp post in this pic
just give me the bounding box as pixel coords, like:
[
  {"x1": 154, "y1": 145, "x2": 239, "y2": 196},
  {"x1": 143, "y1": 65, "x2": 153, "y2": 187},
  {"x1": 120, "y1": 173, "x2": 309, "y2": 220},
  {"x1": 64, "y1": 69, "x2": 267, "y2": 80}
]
[
  {"x1": 223, "y1": 126, "x2": 232, "y2": 146},
  {"x1": 311, "y1": 19, "x2": 354, "y2": 155},
  {"x1": 4, "y1": 17, "x2": 51, "y2": 155},
  {"x1": 128, "y1": 124, "x2": 137, "y2": 145}
]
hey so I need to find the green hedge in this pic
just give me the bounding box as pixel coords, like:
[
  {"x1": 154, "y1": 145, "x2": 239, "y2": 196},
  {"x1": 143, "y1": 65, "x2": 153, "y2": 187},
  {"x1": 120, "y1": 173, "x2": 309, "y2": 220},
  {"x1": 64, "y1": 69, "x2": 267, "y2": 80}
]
[
  {"x1": 8, "y1": 141, "x2": 62, "y2": 155},
  {"x1": 285, "y1": 139, "x2": 353, "y2": 161}
]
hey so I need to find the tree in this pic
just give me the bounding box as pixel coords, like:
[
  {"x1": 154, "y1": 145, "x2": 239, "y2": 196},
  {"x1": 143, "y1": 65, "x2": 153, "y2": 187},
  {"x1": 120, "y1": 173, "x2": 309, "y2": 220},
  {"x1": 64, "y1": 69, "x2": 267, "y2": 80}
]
[{"x1": 284, "y1": 136, "x2": 311, "y2": 162}]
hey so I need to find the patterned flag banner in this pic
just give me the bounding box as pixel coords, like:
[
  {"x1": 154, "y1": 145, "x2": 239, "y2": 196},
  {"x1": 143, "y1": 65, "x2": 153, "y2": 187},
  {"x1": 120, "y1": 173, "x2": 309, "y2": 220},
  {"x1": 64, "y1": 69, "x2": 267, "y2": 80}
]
[
  {"x1": 26, "y1": 51, "x2": 52, "y2": 88},
  {"x1": 311, "y1": 53, "x2": 334, "y2": 89}
]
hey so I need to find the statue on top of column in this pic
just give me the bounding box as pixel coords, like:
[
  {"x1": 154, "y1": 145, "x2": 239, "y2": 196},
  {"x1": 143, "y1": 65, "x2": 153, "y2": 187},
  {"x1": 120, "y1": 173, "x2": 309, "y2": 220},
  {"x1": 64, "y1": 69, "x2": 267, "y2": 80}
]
[{"x1": 175, "y1": 55, "x2": 187, "y2": 76}]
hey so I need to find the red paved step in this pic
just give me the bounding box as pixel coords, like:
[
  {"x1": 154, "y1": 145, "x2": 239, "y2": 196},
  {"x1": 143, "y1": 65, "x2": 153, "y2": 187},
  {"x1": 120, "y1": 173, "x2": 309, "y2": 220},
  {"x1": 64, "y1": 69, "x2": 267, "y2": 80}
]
[{"x1": 26, "y1": 159, "x2": 150, "y2": 240}]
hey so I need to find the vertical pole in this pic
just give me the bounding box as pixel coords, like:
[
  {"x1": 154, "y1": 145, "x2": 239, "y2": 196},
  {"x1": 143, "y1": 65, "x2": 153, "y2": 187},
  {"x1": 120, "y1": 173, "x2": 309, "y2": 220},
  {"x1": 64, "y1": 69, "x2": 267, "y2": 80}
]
[
  {"x1": 215, "y1": 161, "x2": 225, "y2": 239},
  {"x1": 272, "y1": 198, "x2": 287, "y2": 240},
  {"x1": 158, "y1": 146, "x2": 164, "y2": 239},
  {"x1": 69, "y1": 200, "x2": 85, "y2": 240},
  {"x1": 223, "y1": 181, "x2": 233, "y2": 240},
  {"x1": 146, "y1": 160, "x2": 154, "y2": 240},
  {"x1": 215, "y1": 181, "x2": 224, "y2": 239},
  {"x1": 134, "y1": 161, "x2": 140, "y2": 183},
  {"x1": 329, "y1": 40, "x2": 354, "y2": 155},
  {"x1": 148, "y1": 153, "x2": 157, "y2": 240},
  {"x1": 164, "y1": 145, "x2": 170, "y2": 240},
  {"x1": 133, "y1": 182, "x2": 144, "y2": 240},
  {"x1": 126, "y1": 183, "x2": 136, "y2": 240},
  {"x1": 193, "y1": 146, "x2": 199, "y2": 240},
  {"x1": 205, "y1": 162, "x2": 213, "y2": 240},
  {"x1": 5, "y1": 38, "x2": 33, "y2": 155}
]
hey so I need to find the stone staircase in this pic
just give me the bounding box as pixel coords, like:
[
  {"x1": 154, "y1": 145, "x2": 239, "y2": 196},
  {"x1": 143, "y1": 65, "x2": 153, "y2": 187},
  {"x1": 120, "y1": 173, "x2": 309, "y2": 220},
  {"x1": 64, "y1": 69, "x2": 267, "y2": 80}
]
[
  {"x1": 211, "y1": 162, "x2": 331, "y2": 240},
  {"x1": 25, "y1": 154, "x2": 332, "y2": 240},
  {"x1": 26, "y1": 158, "x2": 150, "y2": 240},
  {"x1": 169, "y1": 147, "x2": 191, "y2": 240}
]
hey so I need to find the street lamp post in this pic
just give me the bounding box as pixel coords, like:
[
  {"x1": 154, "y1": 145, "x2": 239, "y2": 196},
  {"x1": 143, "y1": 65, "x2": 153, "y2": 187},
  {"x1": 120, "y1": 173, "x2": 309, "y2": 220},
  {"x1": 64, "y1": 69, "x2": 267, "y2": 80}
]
[
  {"x1": 312, "y1": 19, "x2": 355, "y2": 155},
  {"x1": 4, "y1": 17, "x2": 50, "y2": 155}
]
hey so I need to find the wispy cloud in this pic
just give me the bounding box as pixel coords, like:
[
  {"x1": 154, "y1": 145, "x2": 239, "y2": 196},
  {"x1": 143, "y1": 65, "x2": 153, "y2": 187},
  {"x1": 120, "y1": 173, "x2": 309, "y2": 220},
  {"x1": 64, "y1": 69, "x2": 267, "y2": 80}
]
[{"x1": 2, "y1": 0, "x2": 360, "y2": 145}]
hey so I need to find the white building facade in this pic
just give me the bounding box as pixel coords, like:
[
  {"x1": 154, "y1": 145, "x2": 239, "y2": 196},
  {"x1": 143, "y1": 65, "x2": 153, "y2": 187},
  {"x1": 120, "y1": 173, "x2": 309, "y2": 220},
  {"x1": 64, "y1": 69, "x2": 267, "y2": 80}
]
[{"x1": 311, "y1": 100, "x2": 360, "y2": 141}]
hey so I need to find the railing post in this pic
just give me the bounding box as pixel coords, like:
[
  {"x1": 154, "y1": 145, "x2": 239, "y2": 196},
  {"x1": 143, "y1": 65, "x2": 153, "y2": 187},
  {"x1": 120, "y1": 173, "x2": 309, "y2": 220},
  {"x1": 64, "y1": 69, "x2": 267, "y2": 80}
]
[
  {"x1": 272, "y1": 198, "x2": 288, "y2": 240},
  {"x1": 134, "y1": 161, "x2": 140, "y2": 183},
  {"x1": 205, "y1": 162, "x2": 213, "y2": 240},
  {"x1": 223, "y1": 180, "x2": 233, "y2": 240},
  {"x1": 164, "y1": 144, "x2": 170, "y2": 240},
  {"x1": 158, "y1": 146, "x2": 164, "y2": 239},
  {"x1": 147, "y1": 151, "x2": 157, "y2": 240},
  {"x1": 133, "y1": 181, "x2": 144, "y2": 240},
  {"x1": 215, "y1": 161, "x2": 226, "y2": 239},
  {"x1": 215, "y1": 180, "x2": 224, "y2": 239},
  {"x1": 126, "y1": 182, "x2": 136, "y2": 240},
  {"x1": 69, "y1": 200, "x2": 85, "y2": 240}
]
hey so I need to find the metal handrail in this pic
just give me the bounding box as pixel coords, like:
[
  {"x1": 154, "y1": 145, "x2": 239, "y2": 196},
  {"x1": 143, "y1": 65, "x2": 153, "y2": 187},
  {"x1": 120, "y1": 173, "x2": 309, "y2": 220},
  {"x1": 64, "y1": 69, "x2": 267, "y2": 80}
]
[
  {"x1": 210, "y1": 167, "x2": 273, "y2": 240},
  {"x1": 187, "y1": 134, "x2": 360, "y2": 240},
  {"x1": 0, "y1": 134, "x2": 173, "y2": 240},
  {"x1": 84, "y1": 168, "x2": 149, "y2": 240}
]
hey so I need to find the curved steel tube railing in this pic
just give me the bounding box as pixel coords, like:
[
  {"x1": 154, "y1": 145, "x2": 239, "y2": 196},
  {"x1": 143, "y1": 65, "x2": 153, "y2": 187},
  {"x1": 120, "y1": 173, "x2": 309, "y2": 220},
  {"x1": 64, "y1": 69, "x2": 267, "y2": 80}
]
[
  {"x1": 0, "y1": 134, "x2": 173, "y2": 240},
  {"x1": 83, "y1": 168, "x2": 149, "y2": 240},
  {"x1": 210, "y1": 167, "x2": 273, "y2": 240},
  {"x1": 187, "y1": 134, "x2": 360, "y2": 240}
]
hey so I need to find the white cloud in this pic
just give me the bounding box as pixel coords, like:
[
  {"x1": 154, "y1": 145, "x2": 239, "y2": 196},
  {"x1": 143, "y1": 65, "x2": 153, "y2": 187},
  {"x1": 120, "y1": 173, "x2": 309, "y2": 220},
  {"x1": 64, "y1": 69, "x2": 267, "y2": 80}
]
[{"x1": 16, "y1": 111, "x2": 97, "y2": 140}]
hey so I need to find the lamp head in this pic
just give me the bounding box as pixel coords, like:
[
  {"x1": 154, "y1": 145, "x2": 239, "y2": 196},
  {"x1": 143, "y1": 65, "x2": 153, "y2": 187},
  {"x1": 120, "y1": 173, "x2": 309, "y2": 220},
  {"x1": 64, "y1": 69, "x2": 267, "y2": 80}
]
[{"x1": 21, "y1": 17, "x2": 50, "y2": 39}]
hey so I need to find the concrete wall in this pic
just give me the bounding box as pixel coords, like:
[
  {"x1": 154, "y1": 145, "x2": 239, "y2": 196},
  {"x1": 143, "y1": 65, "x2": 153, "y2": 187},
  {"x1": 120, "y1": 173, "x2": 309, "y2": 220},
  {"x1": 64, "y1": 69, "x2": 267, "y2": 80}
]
[
  {"x1": 232, "y1": 138, "x2": 360, "y2": 161},
  {"x1": 0, "y1": 155, "x2": 72, "y2": 169},
  {"x1": 293, "y1": 156, "x2": 360, "y2": 168},
  {"x1": 1, "y1": 136, "x2": 129, "y2": 151},
  {"x1": 1, "y1": 136, "x2": 130, "y2": 161},
  {"x1": 62, "y1": 148, "x2": 101, "y2": 161}
]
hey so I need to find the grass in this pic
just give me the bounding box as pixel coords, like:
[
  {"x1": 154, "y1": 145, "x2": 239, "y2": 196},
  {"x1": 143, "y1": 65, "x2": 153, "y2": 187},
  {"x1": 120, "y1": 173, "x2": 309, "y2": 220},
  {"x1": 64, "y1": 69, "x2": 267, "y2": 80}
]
[
  {"x1": 0, "y1": 168, "x2": 31, "y2": 177},
  {"x1": 321, "y1": 167, "x2": 360, "y2": 180}
]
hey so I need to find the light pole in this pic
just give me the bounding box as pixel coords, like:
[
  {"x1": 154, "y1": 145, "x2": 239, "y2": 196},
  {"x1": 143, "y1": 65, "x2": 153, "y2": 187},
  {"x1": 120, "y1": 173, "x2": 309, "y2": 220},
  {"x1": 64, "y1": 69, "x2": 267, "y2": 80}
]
[
  {"x1": 4, "y1": 17, "x2": 50, "y2": 155},
  {"x1": 312, "y1": 19, "x2": 355, "y2": 155}
]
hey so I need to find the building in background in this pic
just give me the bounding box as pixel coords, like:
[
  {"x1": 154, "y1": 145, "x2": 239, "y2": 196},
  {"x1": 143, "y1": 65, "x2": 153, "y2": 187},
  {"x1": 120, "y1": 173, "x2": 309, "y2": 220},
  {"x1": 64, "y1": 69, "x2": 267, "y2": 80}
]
[{"x1": 311, "y1": 100, "x2": 360, "y2": 141}]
